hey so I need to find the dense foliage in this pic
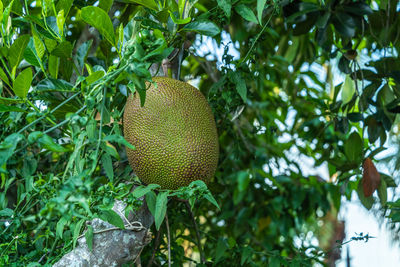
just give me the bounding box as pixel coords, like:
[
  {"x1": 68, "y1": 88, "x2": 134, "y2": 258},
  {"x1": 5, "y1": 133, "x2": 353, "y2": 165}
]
[{"x1": 1, "y1": 0, "x2": 400, "y2": 266}]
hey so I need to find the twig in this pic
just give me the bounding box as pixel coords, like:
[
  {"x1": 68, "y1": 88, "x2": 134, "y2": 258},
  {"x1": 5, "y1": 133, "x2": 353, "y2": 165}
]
[
  {"x1": 146, "y1": 229, "x2": 161, "y2": 267},
  {"x1": 185, "y1": 201, "x2": 205, "y2": 264},
  {"x1": 165, "y1": 213, "x2": 171, "y2": 267}
]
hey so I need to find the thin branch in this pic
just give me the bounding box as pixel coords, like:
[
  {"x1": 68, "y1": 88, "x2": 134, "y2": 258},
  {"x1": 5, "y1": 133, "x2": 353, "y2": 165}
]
[
  {"x1": 165, "y1": 213, "x2": 171, "y2": 267},
  {"x1": 185, "y1": 201, "x2": 205, "y2": 264},
  {"x1": 146, "y1": 229, "x2": 161, "y2": 267}
]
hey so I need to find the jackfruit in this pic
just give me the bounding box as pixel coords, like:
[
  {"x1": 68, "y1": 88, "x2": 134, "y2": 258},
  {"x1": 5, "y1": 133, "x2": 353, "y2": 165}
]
[{"x1": 123, "y1": 77, "x2": 219, "y2": 190}]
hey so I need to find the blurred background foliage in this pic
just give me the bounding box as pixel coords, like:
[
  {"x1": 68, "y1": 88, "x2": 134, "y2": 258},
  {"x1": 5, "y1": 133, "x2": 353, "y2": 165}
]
[{"x1": 0, "y1": 0, "x2": 400, "y2": 266}]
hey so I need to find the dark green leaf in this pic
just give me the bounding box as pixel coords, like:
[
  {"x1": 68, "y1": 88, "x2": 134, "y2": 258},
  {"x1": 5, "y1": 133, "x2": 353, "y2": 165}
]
[
  {"x1": 217, "y1": 0, "x2": 231, "y2": 18},
  {"x1": 229, "y1": 72, "x2": 247, "y2": 102},
  {"x1": 0, "y1": 104, "x2": 25, "y2": 112},
  {"x1": 154, "y1": 191, "x2": 168, "y2": 230},
  {"x1": 235, "y1": 4, "x2": 258, "y2": 23},
  {"x1": 38, "y1": 134, "x2": 67, "y2": 152},
  {"x1": 36, "y1": 78, "x2": 74, "y2": 92},
  {"x1": 73, "y1": 219, "x2": 85, "y2": 248},
  {"x1": 357, "y1": 180, "x2": 374, "y2": 210},
  {"x1": 81, "y1": 6, "x2": 116, "y2": 46},
  {"x1": 204, "y1": 193, "x2": 220, "y2": 210},
  {"x1": 85, "y1": 225, "x2": 94, "y2": 251},
  {"x1": 378, "y1": 178, "x2": 387, "y2": 206},
  {"x1": 56, "y1": 217, "x2": 68, "y2": 239},
  {"x1": 132, "y1": 184, "x2": 160, "y2": 199},
  {"x1": 99, "y1": 0, "x2": 113, "y2": 12},
  {"x1": 344, "y1": 131, "x2": 363, "y2": 162},
  {"x1": 344, "y1": 2, "x2": 373, "y2": 16},
  {"x1": 101, "y1": 153, "x2": 114, "y2": 181},
  {"x1": 182, "y1": 20, "x2": 221, "y2": 36},
  {"x1": 51, "y1": 41, "x2": 73, "y2": 58},
  {"x1": 123, "y1": 0, "x2": 158, "y2": 11},
  {"x1": 99, "y1": 209, "x2": 125, "y2": 229},
  {"x1": 0, "y1": 208, "x2": 13, "y2": 217},
  {"x1": 0, "y1": 67, "x2": 10, "y2": 86},
  {"x1": 145, "y1": 191, "x2": 157, "y2": 217},
  {"x1": 215, "y1": 238, "x2": 228, "y2": 262}
]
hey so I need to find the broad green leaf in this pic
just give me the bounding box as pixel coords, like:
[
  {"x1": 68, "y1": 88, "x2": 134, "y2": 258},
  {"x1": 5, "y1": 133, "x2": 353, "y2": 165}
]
[
  {"x1": 357, "y1": 180, "x2": 374, "y2": 210},
  {"x1": 8, "y1": 34, "x2": 30, "y2": 75},
  {"x1": 132, "y1": 184, "x2": 160, "y2": 199},
  {"x1": 51, "y1": 41, "x2": 73, "y2": 58},
  {"x1": 378, "y1": 178, "x2": 387, "y2": 206},
  {"x1": 182, "y1": 20, "x2": 220, "y2": 36},
  {"x1": 48, "y1": 55, "x2": 59, "y2": 78},
  {"x1": 56, "y1": 217, "x2": 68, "y2": 239},
  {"x1": 56, "y1": 0, "x2": 74, "y2": 16},
  {"x1": 229, "y1": 72, "x2": 247, "y2": 102},
  {"x1": 56, "y1": 9, "x2": 65, "y2": 36},
  {"x1": 99, "y1": 0, "x2": 113, "y2": 12},
  {"x1": 344, "y1": 131, "x2": 363, "y2": 162},
  {"x1": 235, "y1": 4, "x2": 258, "y2": 24},
  {"x1": 241, "y1": 246, "x2": 253, "y2": 265},
  {"x1": 104, "y1": 134, "x2": 135, "y2": 150},
  {"x1": 0, "y1": 104, "x2": 24, "y2": 112},
  {"x1": 86, "y1": 70, "x2": 105, "y2": 85},
  {"x1": 145, "y1": 191, "x2": 157, "y2": 217},
  {"x1": 217, "y1": 0, "x2": 231, "y2": 18},
  {"x1": 85, "y1": 225, "x2": 94, "y2": 251},
  {"x1": 101, "y1": 153, "x2": 114, "y2": 181},
  {"x1": 257, "y1": 0, "x2": 266, "y2": 24},
  {"x1": 0, "y1": 208, "x2": 13, "y2": 217},
  {"x1": 215, "y1": 238, "x2": 228, "y2": 262},
  {"x1": 0, "y1": 133, "x2": 24, "y2": 170},
  {"x1": 75, "y1": 40, "x2": 93, "y2": 74},
  {"x1": 73, "y1": 219, "x2": 85, "y2": 248},
  {"x1": 0, "y1": 67, "x2": 10, "y2": 86},
  {"x1": 341, "y1": 75, "x2": 355, "y2": 105},
  {"x1": 123, "y1": 0, "x2": 158, "y2": 11},
  {"x1": 24, "y1": 39, "x2": 42, "y2": 67},
  {"x1": 345, "y1": 2, "x2": 373, "y2": 16},
  {"x1": 38, "y1": 134, "x2": 68, "y2": 152},
  {"x1": 81, "y1": 6, "x2": 116, "y2": 46},
  {"x1": 33, "y1": 33, "x2": 45, "y2": 59},
  {"x1": 154, "y1": 191, "x2": 168, "y2": 230},
  {"x1": 99, "y1": 209, "x2": 125, "y2": 229},
  {"x1": 36, "y1": 78, "x2": 74, "y2": 92},
  {"x1": 13, "y1": 68, "x2": 32, "y2": 98}
]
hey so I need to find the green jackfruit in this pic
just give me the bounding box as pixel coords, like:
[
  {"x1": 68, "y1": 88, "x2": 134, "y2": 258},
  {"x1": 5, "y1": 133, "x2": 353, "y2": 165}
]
[{"x1": 123, "y1": 77, "x2": 219, "y2": 190}]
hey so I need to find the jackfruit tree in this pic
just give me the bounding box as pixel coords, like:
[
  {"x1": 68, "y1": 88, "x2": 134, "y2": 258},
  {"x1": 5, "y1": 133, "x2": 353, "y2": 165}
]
[{"x1": 0, "y1": 0, "x2": 400, "y2": 266}]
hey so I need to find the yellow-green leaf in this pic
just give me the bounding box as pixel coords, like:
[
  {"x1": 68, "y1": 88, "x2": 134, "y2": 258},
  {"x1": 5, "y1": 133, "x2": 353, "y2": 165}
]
[{"x1": 13, "y1": 68, "x2": 32, "y2": 98}]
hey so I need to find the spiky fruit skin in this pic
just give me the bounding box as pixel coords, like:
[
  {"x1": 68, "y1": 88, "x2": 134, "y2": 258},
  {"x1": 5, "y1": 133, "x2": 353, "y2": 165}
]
[{"x1": 123, "y1": 77, "x2": 219, "y2": 190}]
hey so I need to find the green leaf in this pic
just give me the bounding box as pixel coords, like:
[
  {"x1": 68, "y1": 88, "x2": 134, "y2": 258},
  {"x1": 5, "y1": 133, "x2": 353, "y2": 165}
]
[
  {"x1": 48, "y1": 55, "x2": 59, "y2": 78},
  {"x1": 99, "y1": 209, "x2": 125, "y2": 229},
  {"x1": 345, "y1": 2, "x2": 373, "y2": 16},
  {"x1": 145, "y1": 191, "x2": 157, "y2": 217},
  {"x1": 217, "y1": 0, "x2": 231, "y2": 18},
  {"x1": 241, "y1": 246, "x2": 253, "y2": 265},
  {"x1": 182, "y1": 20, "x2": 221, "y2": 36},
  {"x1": 56, "y1": 9, "x2": 65, "y2": 36},
  {"x1": 101, "y1": 153, "x2": 114, "y2": 181},
  {"x1": 316, "y1": 11, "x2": 330, "y2": 29},
  {"x1": 381, "y1": 173, "x2": 396, "y2": 187},
  {"x1": 357, "y1": 180, "x2": 374, "y2": 210},
  {"x1": 132, "y1": 184, "x2": 160, "y2": 199},
  {"x1": 204, "y1": 193, "x2": 220, "y2": 210},
  {"x1": 0, "y1": 133, "x2": 24, "y2": 169},
  {"x1": 154, "y1": 191, "x2": 168, "y2": 230},
  {"x1": 85, "y1": 225, "x2": 94, "y2": 251},
  {"x1": 51, "y1": 41, "x2": 73, "y2": 58},
  {"x1": 229, "y1": 72, "x2": 247, "y2": 102},
  {"x1": 344, "y1": 131, "x2": 363, "y2": 162},
  {"x1": 123, "y1": 0, "x2": 158, "y2": 11},
  {"x1": 0, "y1": 67, "x2": 10, "y2": 86},
  {"x1": 8, "y1": 34, "x2": 30, "y2": 75},
  {"x1": 99, "y1": 0, "x2": 113, "y2": 12},
  {"x1": 235, "y1": 4, "x2": 258, "y2": 23},
  {"x1": 378, "y1": 178, "x2": 387, "y2": 206},
  {"x1": 0, "y1": 208, "x2": 13, "y2": 217},
  {"x1": 104, "y1": 134, "x2": 135, "y2": 150},
  {"x1": 168, "y1": 10, "x2": 191, "y2": 24},
  {"x1": 341, "y1": 75, "x2": 355, "y2": 105},
  {"x1": 56, "y1": 217, "x2": 68, "y2": 239},
  {"x1": 33, "y1": 33, "x2": 45, "y2": 59},
  {"x1": 0, "y1": 104, "x2": 24, "y2": 112},
  {"x1": 56, "y1": 0, "x2": 74, "y2": 16},
  {"x1": 73, "y1": 219, "x2": 85, "y2": 248},
  {"x1": 24, "y1": 39, "x2": 42, "y2": 67},
  {"x1": 86, "y1": 70, "x2": 105, "y2": 85},
  {"x1": 81, "y1": 6, "x2": 116, "y2": 46},
  {"x1": 36, "y1": 78, "x2": 74, "y2": 92},
  {"x1": 13, "y1": 67, "x2": 32, "y2": 98},
  {"x1": 215, "y1": 238, "x2": 228, "y2": 262},
  {"x1": 257, "y1": 0, "x2": 266, "y2": 24},
  {"x1": 38, "y1": 134, "x2": 68, "y2": 152}
]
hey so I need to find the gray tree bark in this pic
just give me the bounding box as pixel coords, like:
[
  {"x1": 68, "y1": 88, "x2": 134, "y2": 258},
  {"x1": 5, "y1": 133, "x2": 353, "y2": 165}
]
[{"x1": 53, "y1": 199, "x2": 153, "y2": 267}]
